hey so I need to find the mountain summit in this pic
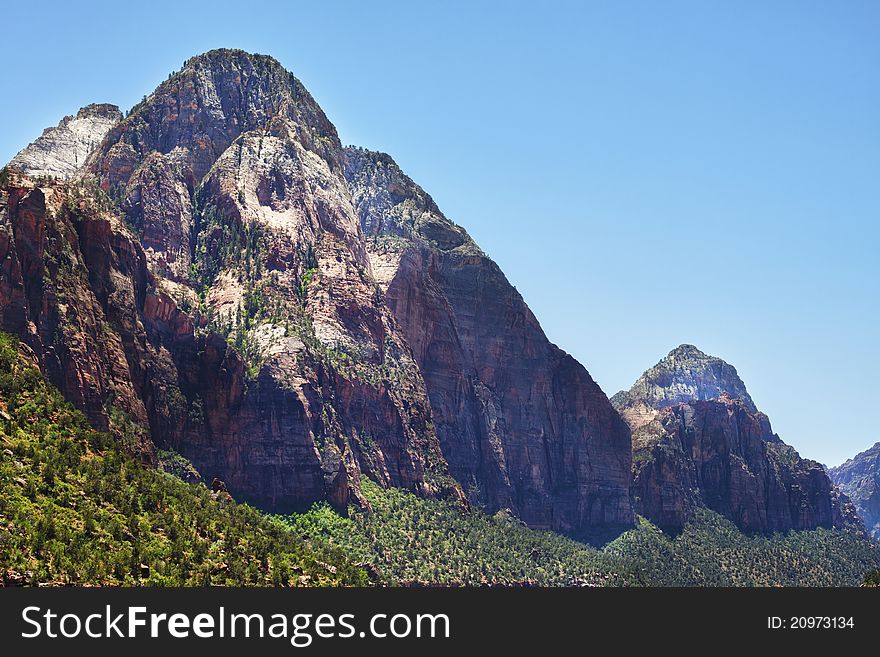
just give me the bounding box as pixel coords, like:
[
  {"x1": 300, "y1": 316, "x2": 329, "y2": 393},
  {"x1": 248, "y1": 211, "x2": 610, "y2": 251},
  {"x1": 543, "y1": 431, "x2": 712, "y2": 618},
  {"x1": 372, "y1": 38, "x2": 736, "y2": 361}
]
[
  {"x1": 9, "y1": 103, "x2": 122, "y2": 180},
  {"x1": 611, "y1": 344, "x2": 756, "y2": 424},
  {"x1": 829, "y1": 442, "x2": 880, "y2": 539}
]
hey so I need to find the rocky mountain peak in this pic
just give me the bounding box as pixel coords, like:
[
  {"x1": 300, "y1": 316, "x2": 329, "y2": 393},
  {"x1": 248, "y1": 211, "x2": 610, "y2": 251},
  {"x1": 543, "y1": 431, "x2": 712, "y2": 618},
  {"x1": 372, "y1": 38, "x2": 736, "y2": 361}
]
[
  {"x1": 0, "y1": 48, "x2": 630, "y2": 534},
  {"x1": 611, "y1": 343, "x2": 756, "y2": 421},
  {"x1": 75, "y1": 103, "x2": 122, "y2": 121},
  {"x1": 667, "y1": 343, "x2": 708, "y2": 359},
  {"x1": 616, "y1": 344, "x2": 863, "y2": 535},
  {"x1": 344, "y1": 147, "x2": 441, "y2": 238},
  {"x1": 8, "y1": 103, "x2": 122, "y2": 180},
  {"x1": 344, "y1": 147, "x2": 482, "y2": 255},
  {"x1": 92, "y1": 48, "x2": 341, "y2": 188},
  {"x1": 186, "y1": 47, "x2": 285, "y2": 71},
  {"x1": 833, "y1": 442, "x2": 880, "y2": 471}
]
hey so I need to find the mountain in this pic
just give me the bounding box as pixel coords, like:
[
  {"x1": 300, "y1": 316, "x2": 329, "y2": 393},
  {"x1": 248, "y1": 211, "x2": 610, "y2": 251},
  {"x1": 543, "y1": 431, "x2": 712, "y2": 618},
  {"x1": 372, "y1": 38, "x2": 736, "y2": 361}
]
[
  {"x1": 829, "y1": 443, "x2": 880, "y2": 539},
  {"x1": 613, "y1": 345, "x2": 863, "y2": 534},
  {"x1": 610, "y1": 343, "x2": 756, "y2": 428},
  {"x1": 2, "y1": 49, "x2": 878, "y2": 587},
  {"x1": 0, "y1": 49, "x2": 631, "y2": 532}
]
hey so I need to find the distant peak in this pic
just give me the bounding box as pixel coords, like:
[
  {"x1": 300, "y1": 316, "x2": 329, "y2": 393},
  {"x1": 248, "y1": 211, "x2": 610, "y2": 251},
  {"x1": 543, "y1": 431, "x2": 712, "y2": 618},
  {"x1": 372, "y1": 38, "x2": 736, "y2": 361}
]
[
  {"x1": 75, "y1": 103, "x2": 122, "y2": 121},
  {"x1": 8, "y1": 102, "x2": 121, "y2": 180},
  {"x1": 831, "y1": 441, "x2": 880, "y2": 472},
  {"x1": 614, "y1": 344, "x2": 757, "y2": 413}
]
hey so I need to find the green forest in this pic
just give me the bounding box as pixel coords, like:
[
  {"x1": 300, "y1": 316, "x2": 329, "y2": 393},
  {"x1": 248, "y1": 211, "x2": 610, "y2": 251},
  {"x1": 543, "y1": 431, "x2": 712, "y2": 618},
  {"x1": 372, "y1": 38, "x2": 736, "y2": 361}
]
[
  {"x1": 0, "y1": 333, "x2": 368, "y2": 586},
  {"x1": 285, "y1": 479, "x2": 880, "y2": 587},
  {"x1": 1, "y1": 331, "x2": 878, "y2": 587}
]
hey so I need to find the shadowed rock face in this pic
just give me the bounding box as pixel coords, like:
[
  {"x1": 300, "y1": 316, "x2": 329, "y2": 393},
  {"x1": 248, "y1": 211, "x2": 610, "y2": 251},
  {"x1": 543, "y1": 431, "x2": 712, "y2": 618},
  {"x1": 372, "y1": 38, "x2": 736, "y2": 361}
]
[
  {"x1": 345, "y1": 148, "x2": 633, "y2": 532},
  {"x1": 0, "y1": 49, "x2": 633, "y2": 532},
  {"x1": 0, "y1": 180, "x2": 155, "y2": 462},
  {"x1": 615, "y1": 346, "x2": 863, "y2": 534},
  {"x1": 829, "y1": 443, "x2": 880, "y2": 539}
]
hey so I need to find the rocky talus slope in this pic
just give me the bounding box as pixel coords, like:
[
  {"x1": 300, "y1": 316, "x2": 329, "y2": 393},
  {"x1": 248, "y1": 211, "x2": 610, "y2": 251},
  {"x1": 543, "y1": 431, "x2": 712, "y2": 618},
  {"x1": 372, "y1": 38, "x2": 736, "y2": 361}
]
[
  {"x1": 613, "y1": 345, "x2": 862, "y2": 534},
  {"x1": 829, "y1": 443, "x2": 880, "y2": 539},
  {"x1": 0, "y1": 49, "x2": 632, "y2": 531}
]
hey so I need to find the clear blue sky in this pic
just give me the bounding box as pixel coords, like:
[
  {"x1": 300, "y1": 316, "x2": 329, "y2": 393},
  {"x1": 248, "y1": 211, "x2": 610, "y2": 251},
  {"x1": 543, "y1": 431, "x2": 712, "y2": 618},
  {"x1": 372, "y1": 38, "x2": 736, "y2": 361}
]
[{"x1": 2, "y1": 1, "x2": 877, "y2": 465}]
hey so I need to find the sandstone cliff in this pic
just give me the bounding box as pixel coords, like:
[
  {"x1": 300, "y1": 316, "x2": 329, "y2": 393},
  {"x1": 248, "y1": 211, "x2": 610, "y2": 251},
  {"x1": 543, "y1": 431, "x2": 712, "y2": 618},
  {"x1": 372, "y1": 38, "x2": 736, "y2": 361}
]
[
  {"x1": 345, "y1": 148, "x2": 633, "y2": 532},
  {"x1": 614, "y1": 345, "x2": 862, "y2": 534},
  {"x1": 9, "y1": 104, "x2": 122, "y2": 180},
  {"x1": 829, "y1": 442, "x2": 880, "y2": 539}
]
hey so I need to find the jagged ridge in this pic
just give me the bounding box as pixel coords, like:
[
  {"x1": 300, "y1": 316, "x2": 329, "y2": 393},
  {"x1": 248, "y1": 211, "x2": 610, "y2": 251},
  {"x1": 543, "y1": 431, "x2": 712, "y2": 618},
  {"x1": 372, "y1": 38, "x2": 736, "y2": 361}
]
[{"x1": 10, "y1": 104, "x2": 122, "y2": 180}]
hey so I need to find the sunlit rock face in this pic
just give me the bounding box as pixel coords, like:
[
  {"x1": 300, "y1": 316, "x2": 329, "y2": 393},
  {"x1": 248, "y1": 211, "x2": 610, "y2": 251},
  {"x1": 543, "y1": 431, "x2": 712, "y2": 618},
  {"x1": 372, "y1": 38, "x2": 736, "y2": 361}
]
[{"x1": 9, "y1": 104, "x2": 122, "y2": 180}]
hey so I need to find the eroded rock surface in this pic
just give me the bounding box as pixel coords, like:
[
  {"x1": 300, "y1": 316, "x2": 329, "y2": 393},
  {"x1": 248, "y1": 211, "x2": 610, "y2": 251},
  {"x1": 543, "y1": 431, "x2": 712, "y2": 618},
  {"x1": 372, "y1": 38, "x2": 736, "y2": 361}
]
[
  {"x1": 9, "y1": 104, "x2": 121, "y2": 180},
  {"x1": 1, "y1": 50, "x2": 632, "y2": 532}
]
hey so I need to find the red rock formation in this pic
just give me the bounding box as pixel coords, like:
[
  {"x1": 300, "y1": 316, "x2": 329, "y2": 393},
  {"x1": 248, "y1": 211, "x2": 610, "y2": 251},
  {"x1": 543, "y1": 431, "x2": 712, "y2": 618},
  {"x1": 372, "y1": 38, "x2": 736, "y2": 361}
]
[
  {"x1": 0, "y1": 177, "x2": 153, "y2": 459},
  {"x1": 2, "y1": 50, "x2": 462, "y2": 515}
]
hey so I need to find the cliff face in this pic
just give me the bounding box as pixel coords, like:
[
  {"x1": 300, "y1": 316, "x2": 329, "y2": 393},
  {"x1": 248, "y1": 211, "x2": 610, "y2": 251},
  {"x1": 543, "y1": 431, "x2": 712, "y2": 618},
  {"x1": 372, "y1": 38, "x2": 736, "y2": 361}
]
[
  {"x1": 0, "y1": 179, "x2": 152, "y2": 458},
  {"x1": 0, "y1": 49, "x2": 633, "y2": 531},
  {"x1": 615, "y1": 345, "x2": 862, "y2": 534},
  {"x1": 345, "y1": 148, "x2": 633, "y2": 532},
  {"x1": 829, "y1": 443, "x2": 880, "y2": 539}
]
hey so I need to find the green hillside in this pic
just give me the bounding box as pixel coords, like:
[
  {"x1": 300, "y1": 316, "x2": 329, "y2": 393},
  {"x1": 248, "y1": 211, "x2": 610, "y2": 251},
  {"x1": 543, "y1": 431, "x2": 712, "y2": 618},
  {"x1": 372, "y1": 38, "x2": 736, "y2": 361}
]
[{"x1": 0, "y1": 333, "x2": 367, "y2": 586}]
